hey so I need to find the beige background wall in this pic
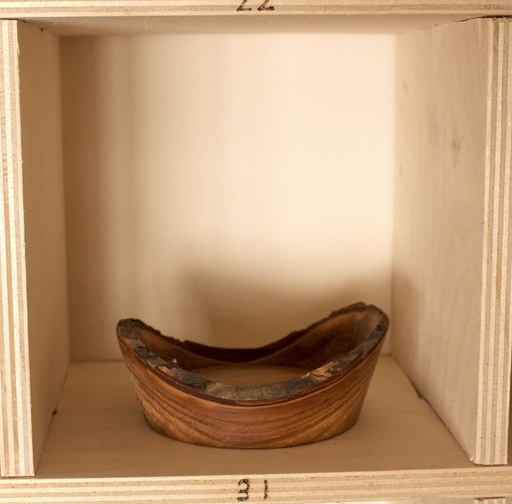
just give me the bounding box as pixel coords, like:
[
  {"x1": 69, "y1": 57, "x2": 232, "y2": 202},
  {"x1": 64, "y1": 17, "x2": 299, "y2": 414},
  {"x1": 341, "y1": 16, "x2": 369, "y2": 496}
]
[{"x1": 61, "y1": 33, "x2": 395, "y2": 361}]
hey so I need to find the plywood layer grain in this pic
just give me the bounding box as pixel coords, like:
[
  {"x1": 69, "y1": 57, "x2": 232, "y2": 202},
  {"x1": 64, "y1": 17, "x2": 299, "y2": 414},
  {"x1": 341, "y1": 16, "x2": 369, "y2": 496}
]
[
  {"x1": 0, "y1": 20, "x2": 33, "y2": 478},
  {"x1": 476, "y1": 19, "x2": 512, "y2": 466},
  {"x1": 0, "y1": 471, "x2": 510, "y2": 503},
  {"x1": 0, "y1": 19, "x2": 69, "y2": 478},
  {"x1": 393, "y1": 18, "x2": 512, "y2": 465},
  {"x1": 0, "y1": 1, "x2": 511, "y2": 36},
  {"x1": 0, "y1": 0, "x2": 510, "y2": 18}
]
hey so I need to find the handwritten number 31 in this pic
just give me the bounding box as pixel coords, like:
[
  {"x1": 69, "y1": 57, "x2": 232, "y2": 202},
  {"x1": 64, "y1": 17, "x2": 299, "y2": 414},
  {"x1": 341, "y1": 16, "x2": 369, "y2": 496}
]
[
  {"x1": 237, "y1": 0, "x2": 274, "y2": 11},
  {"x1": 237, "y1": 479, "x2": 269, "y2": 501}
]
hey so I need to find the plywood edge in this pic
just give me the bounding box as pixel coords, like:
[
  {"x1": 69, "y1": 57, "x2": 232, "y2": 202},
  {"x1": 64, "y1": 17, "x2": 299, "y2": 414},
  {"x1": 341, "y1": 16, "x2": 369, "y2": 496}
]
[
  {"x1": 475, "y1": 499, "x2": 508, "y2": 504},
  {"x1": 0, "y1": 0, "x2": 510, "y2": 20},
  {"x1": 0, "y1": 20, "x2": 34, "y2": 477},
  {"x1": 476, "y1": 18, "x2": 512, "y2": 465},
  {"x1": 0, "y1": 467, "x2": 511, "y2": 502}
]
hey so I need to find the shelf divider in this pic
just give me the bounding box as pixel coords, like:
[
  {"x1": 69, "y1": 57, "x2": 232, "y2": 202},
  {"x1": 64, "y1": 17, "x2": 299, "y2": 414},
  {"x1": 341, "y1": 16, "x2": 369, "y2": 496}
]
[{"x1": 393, "y1": 17, "x2": 512, "y2": 465}]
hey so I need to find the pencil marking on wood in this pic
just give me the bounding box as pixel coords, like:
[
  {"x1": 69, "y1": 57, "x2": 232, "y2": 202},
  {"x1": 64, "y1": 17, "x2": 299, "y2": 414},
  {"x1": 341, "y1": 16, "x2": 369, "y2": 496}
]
[
  {"x1": 236, "y1": 0, "x2": 250, "y2": 11},
  {"x1": 237, "y1": 0, "x2": 274, "y2": 12},
  {"x1": 237, "y1": 478, "x2": 250, "y2": 501},
  {"x1": 257, "y1": 0, "x2": 274, "y2": 11}
]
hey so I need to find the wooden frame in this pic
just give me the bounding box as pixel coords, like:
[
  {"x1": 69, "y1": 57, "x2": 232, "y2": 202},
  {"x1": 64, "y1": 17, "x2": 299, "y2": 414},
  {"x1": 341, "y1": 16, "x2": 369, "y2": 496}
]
[{"x1": 0, "y1": 1, "x2": 511, "y2": 502}]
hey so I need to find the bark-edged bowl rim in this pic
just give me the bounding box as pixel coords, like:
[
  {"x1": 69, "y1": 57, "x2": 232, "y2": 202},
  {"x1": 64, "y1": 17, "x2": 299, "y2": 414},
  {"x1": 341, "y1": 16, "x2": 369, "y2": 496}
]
[{"x1": 116, "y1": 302, "x2": 389, "y2": 407}]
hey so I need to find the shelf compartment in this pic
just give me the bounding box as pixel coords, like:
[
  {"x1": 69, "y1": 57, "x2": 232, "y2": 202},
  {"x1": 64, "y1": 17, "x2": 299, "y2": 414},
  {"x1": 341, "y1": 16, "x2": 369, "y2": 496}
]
[{"x1": 0, "y1": 7, "x2": 511, "y2": 486}]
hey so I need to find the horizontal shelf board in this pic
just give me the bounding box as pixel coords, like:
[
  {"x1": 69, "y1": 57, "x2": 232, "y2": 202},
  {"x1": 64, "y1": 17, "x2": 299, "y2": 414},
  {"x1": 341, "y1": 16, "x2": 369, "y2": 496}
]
[
  {"x1": 0, "y1": 0, "x2": 510, "y2": 18},
  {"x1": 36, "y1": 357, "x2": 470, "y2": 479},
  {"x1": 24, "y1": 14, "x2": 510, "y2": 36},
  {"x1": 0, "y1": 469, "x2": 512, "y2": 503},
  {"x1": 3, "y1": 2, "x2": 512, "y2": 36}
]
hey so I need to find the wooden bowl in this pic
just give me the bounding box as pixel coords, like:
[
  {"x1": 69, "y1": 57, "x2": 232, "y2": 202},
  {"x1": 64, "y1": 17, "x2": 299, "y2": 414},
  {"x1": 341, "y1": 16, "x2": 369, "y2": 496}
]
[{"x1": 117, "y1": 302, "x2": 389, "y2": 449}]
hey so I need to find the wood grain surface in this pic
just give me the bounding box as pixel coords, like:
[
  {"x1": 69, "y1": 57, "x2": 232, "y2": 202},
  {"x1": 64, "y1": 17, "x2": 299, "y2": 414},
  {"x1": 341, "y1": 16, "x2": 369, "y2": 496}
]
[
  {"x1": 393, "y1": 17, "x2": 512, "y2": 465},
  {"x1": 117, "y1": 303, "x2": 388, "y2": 448},
  {"x1": 0, "y1": 20, "x2": 33, "y2": 478}
]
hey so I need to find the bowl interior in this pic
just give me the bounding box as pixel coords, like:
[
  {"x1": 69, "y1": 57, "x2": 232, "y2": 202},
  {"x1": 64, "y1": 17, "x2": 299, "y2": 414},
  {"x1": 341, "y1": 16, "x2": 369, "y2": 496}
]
[{"x1": 135, "y1": 306, "x2": 383, "y2": 374}]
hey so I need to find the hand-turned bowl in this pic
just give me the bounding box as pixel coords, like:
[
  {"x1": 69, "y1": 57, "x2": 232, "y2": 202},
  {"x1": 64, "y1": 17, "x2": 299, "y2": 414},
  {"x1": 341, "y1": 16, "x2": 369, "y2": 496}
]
[{"x1": 117, "y1": 302, "x2": 389, "y2": 449}]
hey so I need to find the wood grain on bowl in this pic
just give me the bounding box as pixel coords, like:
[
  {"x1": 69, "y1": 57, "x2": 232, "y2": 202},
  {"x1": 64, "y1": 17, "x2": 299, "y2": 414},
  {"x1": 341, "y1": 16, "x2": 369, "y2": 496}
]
[{"x1": 117, "y1": 302, "x2": 388, "y2": 448}]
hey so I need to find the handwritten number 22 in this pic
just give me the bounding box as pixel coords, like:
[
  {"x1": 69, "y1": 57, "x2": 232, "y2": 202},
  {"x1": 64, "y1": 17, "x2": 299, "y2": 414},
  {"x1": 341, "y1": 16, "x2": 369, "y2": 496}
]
[{"x1": 237, "y1": 0, "x2": 274, "y2": 11}]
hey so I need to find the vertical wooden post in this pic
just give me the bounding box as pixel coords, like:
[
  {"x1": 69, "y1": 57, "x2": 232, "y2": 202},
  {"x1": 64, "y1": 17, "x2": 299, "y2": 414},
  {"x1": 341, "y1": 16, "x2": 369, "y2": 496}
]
[
  {"x1": 0, "y1": 20, "x2": 34, "y2": 477},
  {"x1": 476, "y1": 19, "x2": 512, "y2": 465},
  {"x1": 393, "y1": 18, "x2": 512, "y2": 465}
]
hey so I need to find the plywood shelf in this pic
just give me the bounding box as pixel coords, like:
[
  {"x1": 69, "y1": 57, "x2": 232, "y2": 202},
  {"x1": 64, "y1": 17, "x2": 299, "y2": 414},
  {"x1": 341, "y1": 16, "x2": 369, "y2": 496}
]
[
  {"x1": 0, "y1": 357, "x2": 510, "y2": 502},
  {"x1": 0, "y1": 473, "x2": 510, "y2": 504},
  {"x1": 0, "y1": 0, "x2": 510, "y2": 19},
  {"x1": 1, "y1": 0, "x2": 512, "y2": 36},
  {"x1": 35, "y1": 357, "x2": 469, "y2": 478}
]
